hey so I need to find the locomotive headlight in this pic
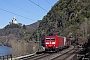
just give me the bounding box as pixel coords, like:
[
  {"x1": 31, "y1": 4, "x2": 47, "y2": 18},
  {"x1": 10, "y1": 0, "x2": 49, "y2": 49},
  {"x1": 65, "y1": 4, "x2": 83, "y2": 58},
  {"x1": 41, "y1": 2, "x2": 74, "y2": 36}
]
[
  {"x1": 46, "y1": 42, "x2": 49, "y2": 44},
  {"x1": 52, "y1": 42, "x2": 55, "y2": 44},
  {"x1": 46, "y1": 45, "x2": 47, "y2": 46}
]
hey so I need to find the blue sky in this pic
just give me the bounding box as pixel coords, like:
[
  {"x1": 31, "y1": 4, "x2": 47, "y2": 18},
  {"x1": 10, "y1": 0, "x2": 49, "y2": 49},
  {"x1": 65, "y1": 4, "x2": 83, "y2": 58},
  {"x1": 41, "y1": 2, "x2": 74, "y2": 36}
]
[{"x1": 0, "y1": 0, "x2": 58, "y2": 28}]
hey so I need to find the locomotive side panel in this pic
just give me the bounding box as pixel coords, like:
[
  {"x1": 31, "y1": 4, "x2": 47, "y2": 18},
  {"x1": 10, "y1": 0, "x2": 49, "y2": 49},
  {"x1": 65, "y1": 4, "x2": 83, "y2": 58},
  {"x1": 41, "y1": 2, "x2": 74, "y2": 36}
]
[
  {"x1": 55, "y1": 35, "x2": 59, "y2": 48},
  {"x1": 58, "y1": 37, "x2": 64, "y2": 47}
]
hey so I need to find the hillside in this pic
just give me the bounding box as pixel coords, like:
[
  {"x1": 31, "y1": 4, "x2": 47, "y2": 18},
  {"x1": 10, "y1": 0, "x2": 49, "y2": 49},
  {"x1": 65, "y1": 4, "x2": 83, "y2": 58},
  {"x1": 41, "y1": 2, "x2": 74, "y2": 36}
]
[
  {"x1": 27, "y1": 20, "x2": 41, "y2": 30},
  {"x1": 0, "y1": 21, "x2": 40, "y2": 56},
  {"x1": 30, "y1": 0, "x2": 90, "y2": 46},
  {"x1": 0, "y1": 21, "x2": 40, "y2": 40}
]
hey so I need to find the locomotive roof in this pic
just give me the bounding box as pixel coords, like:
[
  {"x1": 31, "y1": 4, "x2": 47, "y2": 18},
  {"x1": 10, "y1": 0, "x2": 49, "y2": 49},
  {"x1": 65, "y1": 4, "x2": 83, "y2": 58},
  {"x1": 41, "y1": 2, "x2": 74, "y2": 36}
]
[{"x1": 45, "y1": 35, "x2": 68, "y2": 38}]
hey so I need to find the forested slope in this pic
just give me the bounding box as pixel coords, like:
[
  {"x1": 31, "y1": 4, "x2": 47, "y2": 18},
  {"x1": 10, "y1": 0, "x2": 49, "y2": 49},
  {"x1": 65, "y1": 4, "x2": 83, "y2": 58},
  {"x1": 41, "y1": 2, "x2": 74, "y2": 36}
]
[{"x1": 30, "y1": 0, "x2": 90, "y2": 45}]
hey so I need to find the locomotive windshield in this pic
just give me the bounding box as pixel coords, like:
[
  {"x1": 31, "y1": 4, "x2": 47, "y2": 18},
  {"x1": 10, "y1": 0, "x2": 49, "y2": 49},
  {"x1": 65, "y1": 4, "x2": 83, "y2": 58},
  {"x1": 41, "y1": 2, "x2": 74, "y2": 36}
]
[
  {"x1": 51, "y1": 38, "x2": 55, "y2": 40},
  {"x1": 46, "y1": 38, "x2": 50, "y2": 40},
  {"x1": 46, "y1": 38, "x2": 55, "y2": 40}
]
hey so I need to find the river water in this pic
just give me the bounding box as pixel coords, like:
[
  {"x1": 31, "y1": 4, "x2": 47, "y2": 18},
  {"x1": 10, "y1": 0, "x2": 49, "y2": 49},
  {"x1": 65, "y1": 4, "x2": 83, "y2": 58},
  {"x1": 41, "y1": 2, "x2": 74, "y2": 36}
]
[{"x1": 0, "y1": 46, "x2": 11, "y2": 56}]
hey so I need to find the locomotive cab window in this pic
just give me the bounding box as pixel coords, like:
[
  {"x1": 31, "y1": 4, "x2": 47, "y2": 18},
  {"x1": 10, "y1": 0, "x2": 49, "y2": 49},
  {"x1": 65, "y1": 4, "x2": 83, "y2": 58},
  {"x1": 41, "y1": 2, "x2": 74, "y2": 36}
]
[
  {"x1": 51, "y1": 38, "x2": 55, "y2": 40},
  {"x1": 46, "y1": 38, "x2": 55, "y2": 40},
  {"x1": 46, "y1": 38, "x2": 50, "y2": 40}
]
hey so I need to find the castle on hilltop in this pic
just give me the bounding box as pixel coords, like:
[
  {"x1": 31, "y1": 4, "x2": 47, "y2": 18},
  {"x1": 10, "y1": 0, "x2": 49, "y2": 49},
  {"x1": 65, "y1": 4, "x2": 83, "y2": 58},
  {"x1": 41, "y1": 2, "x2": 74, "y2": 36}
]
[
  {"x1": 9, "y1": 16, "x2": 18, "y2": 24},
  {"x1": 9, "y1": 16, "x2": 23, "y2": 26}
]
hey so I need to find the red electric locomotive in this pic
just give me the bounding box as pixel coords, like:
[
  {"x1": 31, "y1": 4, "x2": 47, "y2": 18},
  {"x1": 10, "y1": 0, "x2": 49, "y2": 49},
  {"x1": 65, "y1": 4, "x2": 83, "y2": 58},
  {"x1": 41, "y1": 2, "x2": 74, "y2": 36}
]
[{"x1": 44, "y1": 35, "x2": 71, "y2": 52}]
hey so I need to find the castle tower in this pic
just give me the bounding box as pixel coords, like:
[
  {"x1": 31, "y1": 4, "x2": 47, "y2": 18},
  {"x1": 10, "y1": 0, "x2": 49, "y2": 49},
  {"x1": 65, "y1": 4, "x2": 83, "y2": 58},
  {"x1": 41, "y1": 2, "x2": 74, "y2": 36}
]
[{"x1": 12, "y1": 16, "x2": 18, "y2": 24}]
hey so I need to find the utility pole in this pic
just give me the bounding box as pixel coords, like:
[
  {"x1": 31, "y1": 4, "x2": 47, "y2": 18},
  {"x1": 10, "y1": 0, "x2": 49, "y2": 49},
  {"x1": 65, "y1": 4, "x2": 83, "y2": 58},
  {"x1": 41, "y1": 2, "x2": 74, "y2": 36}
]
[{"x1": 37, "y1": 20, "x2": 40, "y2": 52}]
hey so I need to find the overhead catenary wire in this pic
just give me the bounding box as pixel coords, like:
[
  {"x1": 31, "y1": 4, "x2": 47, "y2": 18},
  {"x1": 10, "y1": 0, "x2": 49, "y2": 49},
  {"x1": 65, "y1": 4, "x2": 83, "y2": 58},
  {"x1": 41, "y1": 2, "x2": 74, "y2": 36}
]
[
  {"x1": 0, "y1": 8, "x2": 35, "y2": 21},
  {"x1": 45, "y1": 0, "x2": 52, "y2": 6},
  {"x1": 3, "y1": 0, "x2": 40, "y2": 17},
  {"x1": 3, "y1": 0, "x2": 27, "y2": 12},
  {"x1": 29, "y1": 0, "x2": 48, "y2": 12}
]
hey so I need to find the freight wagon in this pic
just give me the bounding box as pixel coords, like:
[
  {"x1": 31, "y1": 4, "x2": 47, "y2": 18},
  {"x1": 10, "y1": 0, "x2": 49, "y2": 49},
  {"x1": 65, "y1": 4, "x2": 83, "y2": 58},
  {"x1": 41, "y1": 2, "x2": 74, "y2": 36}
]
[{"x1": 44, "y1": 35, "x2": 71, "y2": 52}]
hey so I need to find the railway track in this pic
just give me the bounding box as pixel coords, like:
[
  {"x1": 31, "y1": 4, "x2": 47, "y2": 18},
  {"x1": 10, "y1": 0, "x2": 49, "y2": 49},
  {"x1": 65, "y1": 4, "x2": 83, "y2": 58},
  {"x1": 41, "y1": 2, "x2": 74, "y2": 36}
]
[
  {"x1": 18, "y1": 53, "x2": 47, "y2": 60},
  {"x1": 18, "y1": 51, "x2": 52, "y2": 60},
  {"x1": 29, "y1": 53, "x2": 51, "y2": 60},
  {"x1": 29, "y1": 45, "x2": 74, "y2": 60},
  {"x1": 17, "y1": 45, "x2": 78, "y2": 60},
  {"x1": 51, "y1": 48, "x2": 78, "y2": 60}
]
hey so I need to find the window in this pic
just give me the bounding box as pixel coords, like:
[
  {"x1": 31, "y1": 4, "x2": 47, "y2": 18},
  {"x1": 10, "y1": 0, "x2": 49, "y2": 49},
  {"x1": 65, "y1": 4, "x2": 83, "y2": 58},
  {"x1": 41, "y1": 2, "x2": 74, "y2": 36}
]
[
  {"x1": 46, "y1": 38, "x2": 50, "y2": 40},
  {"x1": 45, "y1": 38, "x2": 55, "y2": 40},
  {"x1": 51, "y1": 38, "x2": 55, "y2": 40}
]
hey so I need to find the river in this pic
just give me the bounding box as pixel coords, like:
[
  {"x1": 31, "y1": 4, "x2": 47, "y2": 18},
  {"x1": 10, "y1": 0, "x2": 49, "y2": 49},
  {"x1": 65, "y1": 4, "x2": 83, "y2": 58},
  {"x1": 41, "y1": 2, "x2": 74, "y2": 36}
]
[{"x1": 0, "y1": 46, "x2": 11, "y2": 56}]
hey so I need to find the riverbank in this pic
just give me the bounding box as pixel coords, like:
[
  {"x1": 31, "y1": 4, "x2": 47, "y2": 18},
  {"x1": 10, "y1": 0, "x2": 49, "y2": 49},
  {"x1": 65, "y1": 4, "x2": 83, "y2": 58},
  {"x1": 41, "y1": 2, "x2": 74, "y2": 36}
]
[{"x1": 0, "y1": 34, "x2": 39, "y2": 58}]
